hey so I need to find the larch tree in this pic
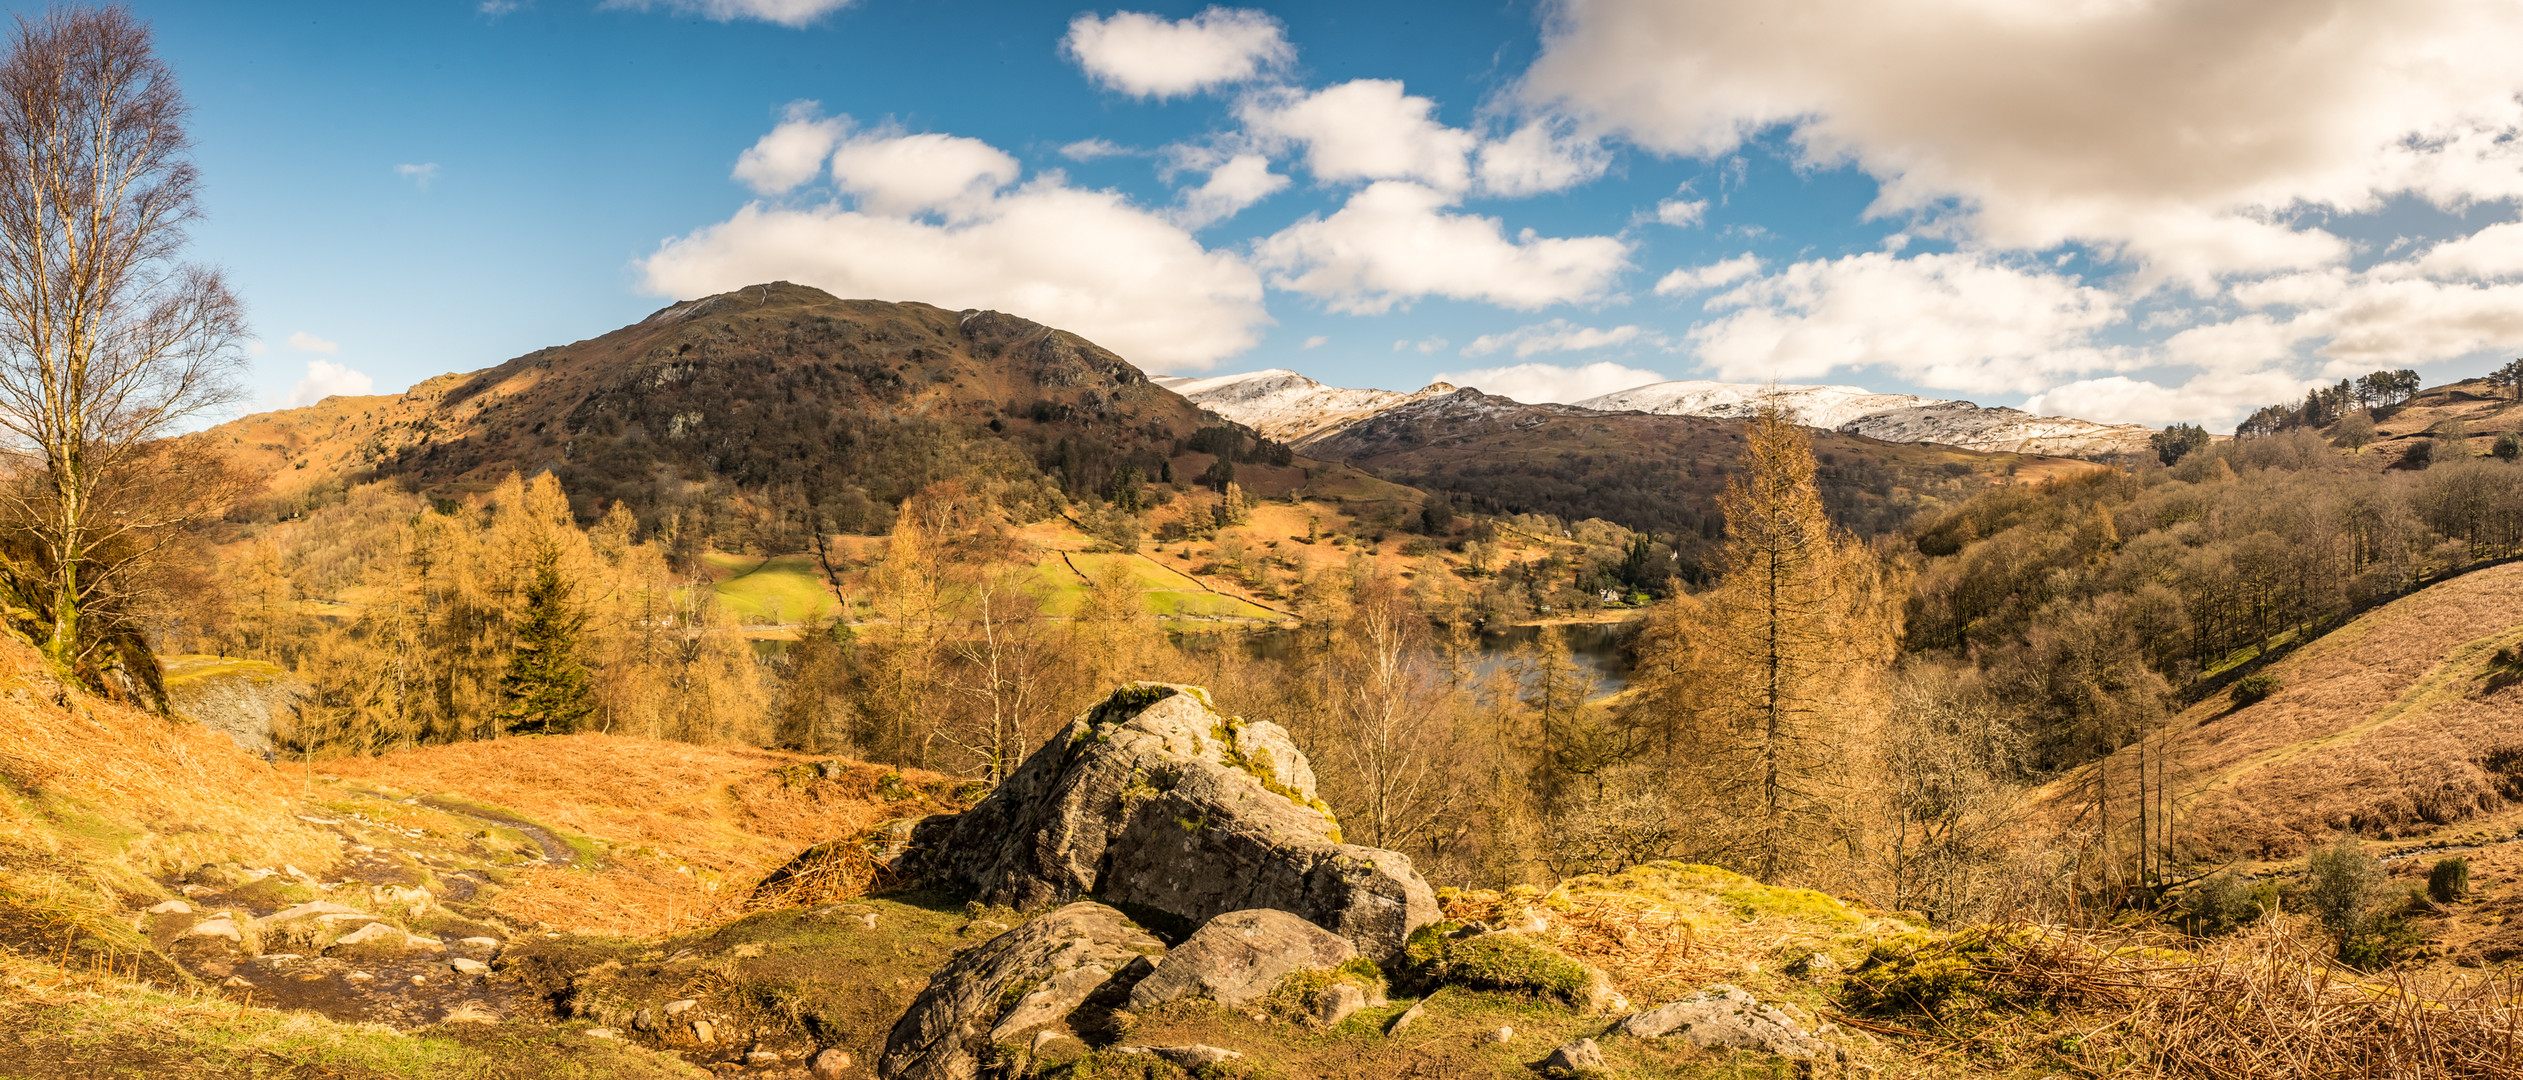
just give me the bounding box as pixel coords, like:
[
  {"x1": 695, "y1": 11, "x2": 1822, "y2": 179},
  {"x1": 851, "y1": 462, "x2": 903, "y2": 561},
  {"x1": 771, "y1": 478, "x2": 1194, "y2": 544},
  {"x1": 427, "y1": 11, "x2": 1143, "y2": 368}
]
[
  {"x1": 0, "y1": 7, "x2": 245, "y2": 700},
  {"x1": 1653, "y1": 397, "x2": 1898, "y2": 883}
]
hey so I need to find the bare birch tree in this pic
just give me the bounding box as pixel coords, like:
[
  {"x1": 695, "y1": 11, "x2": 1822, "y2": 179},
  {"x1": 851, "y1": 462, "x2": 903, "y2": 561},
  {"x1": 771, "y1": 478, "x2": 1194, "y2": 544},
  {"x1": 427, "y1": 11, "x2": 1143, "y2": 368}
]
[{"x1": 0, "y1": 7, "x2": 243, "y2": 697}]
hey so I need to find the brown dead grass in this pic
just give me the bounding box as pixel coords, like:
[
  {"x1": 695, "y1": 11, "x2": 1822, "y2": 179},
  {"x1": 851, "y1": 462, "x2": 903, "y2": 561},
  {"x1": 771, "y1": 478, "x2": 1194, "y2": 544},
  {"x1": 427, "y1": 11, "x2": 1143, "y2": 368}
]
[
  {"x1": 325, "y1": 734, "x2": 964, "y2": 937},
  {"x1": 2042, "y1": 561, "x2": 2523, "y2": 860},
  {"x1": 0, "y1": 636, "x2": 330, "y2": 877}
]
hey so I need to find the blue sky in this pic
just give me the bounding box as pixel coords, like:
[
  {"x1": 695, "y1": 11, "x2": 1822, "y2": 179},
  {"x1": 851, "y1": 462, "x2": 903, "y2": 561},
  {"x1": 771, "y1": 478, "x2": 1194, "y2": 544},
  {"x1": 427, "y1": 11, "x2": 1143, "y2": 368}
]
[{"x1": 119, "y1": 0, "x2": 2523, "y2": 430}]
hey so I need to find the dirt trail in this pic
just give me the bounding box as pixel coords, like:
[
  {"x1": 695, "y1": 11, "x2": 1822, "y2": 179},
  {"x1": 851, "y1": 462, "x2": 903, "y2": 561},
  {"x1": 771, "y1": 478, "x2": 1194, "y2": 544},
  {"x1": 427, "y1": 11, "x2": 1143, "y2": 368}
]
[{"x1": 150, "y1": 793, "x2": 592, "y2": 1030}]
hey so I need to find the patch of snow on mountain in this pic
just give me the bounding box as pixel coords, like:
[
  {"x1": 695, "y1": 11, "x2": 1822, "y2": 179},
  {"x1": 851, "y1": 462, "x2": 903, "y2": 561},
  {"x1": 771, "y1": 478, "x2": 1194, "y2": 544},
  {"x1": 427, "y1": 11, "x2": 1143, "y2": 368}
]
[
  {"x1": 1154, "y1": 368, "x2": 1457, "y2": 442},
  {"x1": 1573, "y1": 380, "x2": 1947, "y2": 430}
]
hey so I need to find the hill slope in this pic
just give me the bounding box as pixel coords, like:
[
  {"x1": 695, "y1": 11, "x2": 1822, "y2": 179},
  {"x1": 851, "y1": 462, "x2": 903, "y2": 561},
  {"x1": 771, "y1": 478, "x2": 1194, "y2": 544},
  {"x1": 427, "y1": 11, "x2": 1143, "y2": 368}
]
[
  {"x1": 2045, "y1": 560, "x2": 2523, "y2": 861},
  {"x1": 1296, "y1": 386, "x2": 2100, "y2": 539},
  {"x1": 201, "y1": 283, "x2": 1364, "y2": 541}
]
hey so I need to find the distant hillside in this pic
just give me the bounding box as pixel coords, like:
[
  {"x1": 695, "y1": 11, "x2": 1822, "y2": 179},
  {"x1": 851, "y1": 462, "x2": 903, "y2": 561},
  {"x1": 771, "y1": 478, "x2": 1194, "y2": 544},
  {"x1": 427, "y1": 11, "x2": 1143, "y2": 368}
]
[
  {"x1": 1294, "y1": 386, "x2": 2098, "y2": 542},
  {"x1": 1169, "y1": 368, "x2": 2159, "y2": 459},
  {"x1": 200, "y1": 283, "x2": 1396, "y2": 547}
]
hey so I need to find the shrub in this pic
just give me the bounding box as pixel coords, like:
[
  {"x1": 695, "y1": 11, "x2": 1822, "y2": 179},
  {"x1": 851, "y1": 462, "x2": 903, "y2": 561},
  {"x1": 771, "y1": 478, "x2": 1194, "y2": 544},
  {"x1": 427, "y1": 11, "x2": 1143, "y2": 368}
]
[
  {"x1": 2429, "y1": 857, "x2": 2470, "y2": 903},
  {"x1": 2180, "y1": 871, "x2": 2279, "y2": 937},
  {"x1": 2302, "y1": 836, "x2": 2382, "y2": 936},
  {"x1": 2403, "y1": 440, "x2": 2435, "y2": 469},
  {"x1": 2229, "y1": 673, "x2": 2281, "y2": 709},
  {"x1": 2497, "y1": 433, "x2": 2523, "y2": 461},
  {"x1": 2338, "y1": 912, "x2": 2428, "y2": 970}
]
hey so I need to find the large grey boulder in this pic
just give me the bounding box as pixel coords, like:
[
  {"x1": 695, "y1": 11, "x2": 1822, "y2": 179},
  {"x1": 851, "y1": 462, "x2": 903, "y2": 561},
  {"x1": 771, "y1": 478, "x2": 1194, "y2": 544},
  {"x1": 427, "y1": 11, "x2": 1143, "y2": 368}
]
[
  {"x1": 878, "y1": 902, "x2": 1164, "y2": 1080},
  {"x1": 1127, "y1": 908, "x2": 1356, "y2": 1010},
  {"x1": 910, "y1": 684, "x2": 1438, "y2": 959},
  {"x1": 1615, "y1": 985, "x2": 1822, "y2": 1059}
]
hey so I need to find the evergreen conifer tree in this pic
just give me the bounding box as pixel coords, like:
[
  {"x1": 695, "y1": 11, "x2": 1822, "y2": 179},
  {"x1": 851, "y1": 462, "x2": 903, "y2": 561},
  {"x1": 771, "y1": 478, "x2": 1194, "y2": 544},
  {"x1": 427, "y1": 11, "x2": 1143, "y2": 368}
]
[{"x1": 496, "y1": 547, "x2": 594, "y2": 735}]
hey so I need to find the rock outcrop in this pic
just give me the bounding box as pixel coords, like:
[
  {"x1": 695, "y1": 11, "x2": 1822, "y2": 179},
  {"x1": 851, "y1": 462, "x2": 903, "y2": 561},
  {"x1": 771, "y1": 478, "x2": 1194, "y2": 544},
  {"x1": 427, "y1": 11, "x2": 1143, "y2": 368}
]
[
  {"x1": 1126, "y1": 908, "x2": 1357, "y2": 1010},
  {"x1": 878, "y1": 902, "x2": 1164, "y2": 1080},
  {"x1": 1615, "y1": 986, "x2": 1823, "y2": 1059},
  {"x1": 910, "y1": 684, "x2": 1438, "y2": 959}
]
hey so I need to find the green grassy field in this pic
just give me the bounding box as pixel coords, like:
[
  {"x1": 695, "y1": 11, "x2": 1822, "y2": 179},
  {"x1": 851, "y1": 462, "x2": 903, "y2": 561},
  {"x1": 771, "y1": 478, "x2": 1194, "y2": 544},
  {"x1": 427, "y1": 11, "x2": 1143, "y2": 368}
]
[
  {"x1": 702, "y1": 550, "x2": 1278, "y2": 626},
  {"x1": 700, "y1": 554, "x2": 838, "y2": 624}
]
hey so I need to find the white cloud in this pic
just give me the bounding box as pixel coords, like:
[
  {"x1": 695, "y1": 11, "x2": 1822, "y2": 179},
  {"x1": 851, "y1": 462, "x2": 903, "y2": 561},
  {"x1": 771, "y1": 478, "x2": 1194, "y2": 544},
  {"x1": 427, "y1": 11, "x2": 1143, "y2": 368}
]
[
  {"x1": 2407, "y1": 220, "x2": 2523, "y2": 280},
  {"x1": 1473, "y1": 121, "x2": 1610, "y2": 197},
  {"x1": 478, "y1": 0, "x2": 521, "y2": 15},
  {"x1": 394, "y1": 163, "x2": 438, "y2": 189},
  {"x1": 284, "y1": 331, "x2": 339, "y2": 355},
  {"x1": 643, "y1": 127, "x2": 1267, "y2": 372},
  {"x1": 1654, "y1": 198, "x2": 1707, "y2": 227},
  {"x1": 1652, "y1": 254, "x2": 1761, "y2": 295},
  {"x1": 1174, "y1": 153, "x2": 1287, "y2": 228},
  {"x1": 1241, "y1": 80, "x2": 1477, "y2": 193},
  {"x1": 1063, "y1": 7, "x2": 1292, "y2": 99},
  {"x1": 733, "y1": 103, "x2": 846, "y2": 196},
  {"x1": 1690, "y1": 251, "x2": 2126, "y2": 394},
  {"x1": 1431, "y1": 361, "x2": 1667, "y2": 404},
  {"x1": 1060, "y1": 138, "x2": 1135, "y2": 162},
  {"x1": 602, "y1": 0, "x2": 852, "y2": 27},
  {"x1": 1255, "y1": 181, "x2": 1629, "y2": 314},
  {"x1": 827, "y1": 131, "x2": 1020, "y2": 218},
  {"x1": 1463, "y1": 319, "x2": 1662, "y2": 358},
  {"x1": 2024, "y1": 369, "x2": 2316, "y2": 429},
  {"x1": 1522, "y1": 0, "x2": 2523, "y2": 282},
  {"x1": 1393, "y1": 336, "x2": 1449, "y2": 354},
  {"x1": 286, "y1": 360, "x2": 374, "y2": 408},
  {"x1": 1301, "y1": 335, "x2": 1327, "y2": 349}
]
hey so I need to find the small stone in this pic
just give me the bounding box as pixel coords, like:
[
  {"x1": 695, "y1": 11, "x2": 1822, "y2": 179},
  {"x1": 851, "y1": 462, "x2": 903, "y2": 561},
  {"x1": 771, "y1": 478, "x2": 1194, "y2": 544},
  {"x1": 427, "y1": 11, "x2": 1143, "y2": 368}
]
[
  {"x1": 459, "y1": 936, "x2": 502, "y2": 950},
  {"x1": 221, "y1": 975, "x2": 252, "y2": 988},
  {"x1": 1150, "y1": 1045, "x2": 1242, "y2": 1068},
  {"x1": 732, "y1": 943, "x2": 765, "y2": 958},
  {"x1": 692, "y1": 1019, "x2": 716, "y2": 1044},
  {"x1": 632, "y1": 1008, "x2": 657, "y2": 1032},
  {"x1": 663, "y1": 998, "x2": 699, "y2": 1014},
  {"x1": 347, "y1": 971, "x2": 375, "y2": 982},
  {"x1": 1482, "y1": 1026, "x2": 1514, "y2": 1045},
  {"x1": 450, "y1": 957, "x2": 490, "y2": 975},
  {"x1": 586, "y1": 1028, "x2": 618, "y2": 1040},
  {"x1": 1313, "y1": 983, "x2": 1367, "y2": 1029},
  {"x1": 1540, "y1": 1038, "x2": 1607, "y2": 1073},
  {"x1": 179, "y1": 884, "x2": 210, "y2": 897},
  {"x1": 146, "y1": 899, "x2": 192, "y2": 915},
  {"x1": 1385, "y1": 998, "x2": 1427, "y2": 1036},
  {"x1": 1030, "y1": 1030, "x2": 1072, "y2": 1053},
  {"x1": 744, "y1": 1050, "x2": 780, "y2": 1066},
  {"x1": 809, "y1": 1047, "x2": 853, "y2": 1079},
  {"x1": 411, "y1": 974, "x2": 429, "y2": 985},
  {"x1": 856, "y1": 913, "x2": 879, "y2": 929},
  {"x1": 186, "y1": 917, "x2": 243, "y2": 941},
  {"x1": 257, "y1": 953, "x2": 302, "y2": 963}
]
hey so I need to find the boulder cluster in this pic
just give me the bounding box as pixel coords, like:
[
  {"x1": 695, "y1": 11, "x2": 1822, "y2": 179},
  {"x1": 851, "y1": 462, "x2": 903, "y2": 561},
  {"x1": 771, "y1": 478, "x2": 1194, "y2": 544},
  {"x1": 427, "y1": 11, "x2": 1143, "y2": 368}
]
[{"x1": 870, "y1": 683, "x2": 1833, "y2": 1080}]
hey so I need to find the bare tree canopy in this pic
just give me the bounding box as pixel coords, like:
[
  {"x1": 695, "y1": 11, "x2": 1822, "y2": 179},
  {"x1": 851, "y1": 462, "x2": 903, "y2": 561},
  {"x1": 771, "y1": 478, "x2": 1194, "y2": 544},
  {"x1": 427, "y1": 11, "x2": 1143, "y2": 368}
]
[{"x1": 0, "y1": 5, "x2": 243, "y2": 701}]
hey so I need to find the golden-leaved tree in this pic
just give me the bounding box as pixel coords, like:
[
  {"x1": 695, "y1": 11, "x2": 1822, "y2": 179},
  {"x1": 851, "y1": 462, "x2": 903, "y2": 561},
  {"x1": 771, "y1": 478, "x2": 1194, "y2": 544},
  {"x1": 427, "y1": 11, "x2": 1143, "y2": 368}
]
[{"x1": 1633, "y1": 398, "x2": 1899, "y2": 883}]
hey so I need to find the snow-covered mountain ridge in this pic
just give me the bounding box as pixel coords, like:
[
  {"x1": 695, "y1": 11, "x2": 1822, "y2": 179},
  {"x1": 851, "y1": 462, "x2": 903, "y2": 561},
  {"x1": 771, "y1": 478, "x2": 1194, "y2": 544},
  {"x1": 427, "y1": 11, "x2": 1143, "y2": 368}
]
[{"x1": 1161, "y1": 370, "x2": 2156, "y2": 459}]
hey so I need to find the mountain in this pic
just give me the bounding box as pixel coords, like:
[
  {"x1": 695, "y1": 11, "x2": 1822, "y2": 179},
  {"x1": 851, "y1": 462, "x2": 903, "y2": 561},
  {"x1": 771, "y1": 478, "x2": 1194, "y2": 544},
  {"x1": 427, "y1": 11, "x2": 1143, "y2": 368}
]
[
  {"x1": 202, "y1": 283, "x2": 1381, "y2": 543},
  {"x1": 1297, "y1": 385, "x2": 2100, "y2": 547},
  {"x1": 1573, "y1": 379, "x2": 1942, "y2": 429},
  {"x1": 1150, "y1": 368, "x2": 1458, "y2": 442},
  {"x1": 1169, "y1": 370, "x2": 2159, "y2": 459}
]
